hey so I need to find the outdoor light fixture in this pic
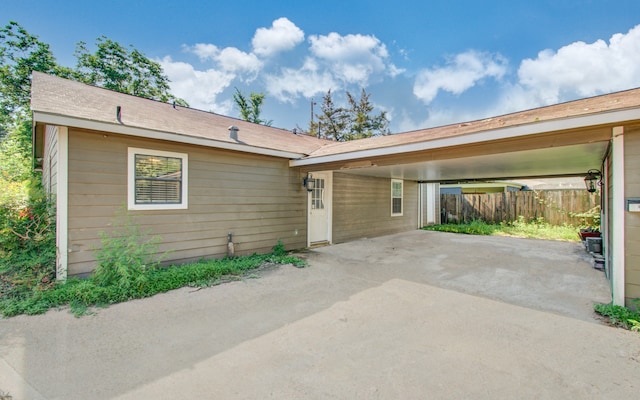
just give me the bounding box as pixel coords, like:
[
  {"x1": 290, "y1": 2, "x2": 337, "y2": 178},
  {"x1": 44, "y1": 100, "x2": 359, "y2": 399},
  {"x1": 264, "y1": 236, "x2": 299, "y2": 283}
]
[
  {"x1": 303, "y1": 173, "x2": 315, "y2": 192},
  {"x1": 584, "y1": 169, "x2": 601, "y2": 193}
]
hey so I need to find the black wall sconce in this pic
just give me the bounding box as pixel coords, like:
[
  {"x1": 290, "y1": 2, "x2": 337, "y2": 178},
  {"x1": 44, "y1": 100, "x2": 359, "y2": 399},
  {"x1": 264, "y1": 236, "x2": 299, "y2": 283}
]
[
  {"x1": 584, "y1": 169, "x2": 601, "y2": 193},
  {"x1": 303, "y1": 173, "x2": 315, "y2": 192}
]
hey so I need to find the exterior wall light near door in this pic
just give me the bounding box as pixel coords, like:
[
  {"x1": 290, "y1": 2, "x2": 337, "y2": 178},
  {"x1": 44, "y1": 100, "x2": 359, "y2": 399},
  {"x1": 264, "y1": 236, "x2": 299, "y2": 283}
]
[
  {"x1": 303, "y1": 173, "x2": 315, "y2": 192},
  {"x1": 584, "y1": 169, "x2": 601, "y2": 193}
]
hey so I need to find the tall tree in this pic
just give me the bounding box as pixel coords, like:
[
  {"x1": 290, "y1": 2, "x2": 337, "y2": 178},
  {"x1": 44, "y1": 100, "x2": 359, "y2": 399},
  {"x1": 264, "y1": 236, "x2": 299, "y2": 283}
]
[
  {"x1": 0, "y1": 117, "x2": 32, "y2": 182},
  {"x1": 314, "y1": 89, "x2": 348, "y2": 141},
  {"x1": 74, "y1": 36, "x2": 187, "y2": 106},
  {"x1": 345, "y1": 88, "x2": 390, "y2": 140},
  {"x1": 311, "y1": 88, "x2": 389, "y2": 141},
  {"x1": 0, "y1": 21, "x2": 71, "y2": 137},
  {"x1": 232, "y1": 87, "x2": 272, "y2": 126},
  {"x1": 1, "y1": 22, "x2": 188, "y2": 182}
]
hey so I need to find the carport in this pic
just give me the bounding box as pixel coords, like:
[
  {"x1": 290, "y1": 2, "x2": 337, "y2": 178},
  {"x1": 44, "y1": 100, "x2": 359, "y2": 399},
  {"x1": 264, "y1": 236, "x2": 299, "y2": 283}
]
[{"x1": 292, "y1": 88, "x2": 640, "y2": 306}]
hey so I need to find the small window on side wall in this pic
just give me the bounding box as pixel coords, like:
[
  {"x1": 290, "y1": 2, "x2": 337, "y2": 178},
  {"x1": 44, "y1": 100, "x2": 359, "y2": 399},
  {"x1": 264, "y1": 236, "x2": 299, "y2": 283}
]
[
  {"x1": 391, "y1": 179, "x2": 403, "y2": 216},
  {"x1": 128, "y1": 148, "x2": 188, "y2": 210}
]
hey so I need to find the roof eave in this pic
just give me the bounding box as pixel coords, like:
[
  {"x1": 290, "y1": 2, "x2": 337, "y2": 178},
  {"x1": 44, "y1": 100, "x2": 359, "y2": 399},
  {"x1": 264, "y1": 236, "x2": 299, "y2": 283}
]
[
  {"x1": 33, "y1": 111, "x2": 306, "y2": 159},
  {"x1": 290, "y1": 107, "x2": 640, "y2": 167}
]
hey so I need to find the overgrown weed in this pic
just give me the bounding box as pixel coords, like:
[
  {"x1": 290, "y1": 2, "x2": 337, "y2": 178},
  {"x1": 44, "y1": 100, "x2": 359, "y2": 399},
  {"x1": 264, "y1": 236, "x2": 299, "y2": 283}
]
[
  {"x1": 594, "y1": 300, "x2": 640, "y2": 334},
  {"x1": 422, "y1": 217, "x2": 580, "y2": 242}
]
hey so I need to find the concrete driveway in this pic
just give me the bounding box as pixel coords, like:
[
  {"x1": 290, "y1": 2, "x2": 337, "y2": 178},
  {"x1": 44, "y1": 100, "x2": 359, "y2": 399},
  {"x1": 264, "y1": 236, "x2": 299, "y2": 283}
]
[{"x1": 1, "y1": 231, "x2": 638, "y2": 399}]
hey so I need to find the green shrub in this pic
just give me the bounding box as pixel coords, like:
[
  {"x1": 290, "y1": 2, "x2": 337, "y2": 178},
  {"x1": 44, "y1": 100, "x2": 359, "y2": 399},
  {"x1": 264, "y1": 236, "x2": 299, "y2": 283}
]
[
  {"x1": 272, "y1": 240, "x2": 286, "y2": 256},
  {"x1": 0, "y1": 181, "x2": 56, "y2": 294},
  {"x1": 92, "y1": 210, "x2": 162, "y2": 290},
  {"x1": 594, "y1": 300, "x2": 640, "y2": 333},
  {"x1": 569, "y1": 206, "x2": 601, "y2": 229}
]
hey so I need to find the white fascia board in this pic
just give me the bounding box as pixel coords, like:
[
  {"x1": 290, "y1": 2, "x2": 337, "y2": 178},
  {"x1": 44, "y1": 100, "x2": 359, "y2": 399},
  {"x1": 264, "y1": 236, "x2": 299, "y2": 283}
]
[
  {"x1": 33, "y1": 112, "x2": 305, "y2": 159},
  {"x1": 290, "y1": 107, "x2": 640, "y2": 167}
]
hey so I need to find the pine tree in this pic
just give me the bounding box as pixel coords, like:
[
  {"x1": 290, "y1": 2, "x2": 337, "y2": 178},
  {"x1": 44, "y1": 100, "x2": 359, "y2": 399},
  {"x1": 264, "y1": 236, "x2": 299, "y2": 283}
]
[{"x1": 310, "y1": 88, "x2": 389, "y2": 141}]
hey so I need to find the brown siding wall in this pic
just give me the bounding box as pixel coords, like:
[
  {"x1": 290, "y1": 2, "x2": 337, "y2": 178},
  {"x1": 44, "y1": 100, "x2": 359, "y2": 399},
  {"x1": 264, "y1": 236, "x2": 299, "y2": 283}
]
[
  {"x1": 624, "y1": 127, "x2": 640, "y2": 305},
  {"x1": 66, "y1": 128, "x2": 307, "y2": 276},
  {"x1": 332, "y1": 172, "x2": 418, "y2": 243}
]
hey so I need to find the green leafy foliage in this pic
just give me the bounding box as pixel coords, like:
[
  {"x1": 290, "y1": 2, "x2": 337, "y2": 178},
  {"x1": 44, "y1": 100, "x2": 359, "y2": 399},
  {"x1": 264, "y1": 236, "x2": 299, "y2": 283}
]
[
  {"x1": 569, "y1": 206, "x2": 601, "y2": 230},
  {"x1": 232, "y1": 87, "x2": 272, "y2": 126},
  {"x1": 272, "y1": 240, "x2": 287, "y2": 256},
  {"x1": 0, "y1": 183, "x2": 56, "y2": 299},
  {"x1": 594, "y1": 300, "x2": 640, "y2": 334},
  {"x1": 0, "y1": 21, "x2": 71, "y2": 136},
  {"x1": 1, "y1": 21, "x2": 187, "y2": 140},
  {"x1": 73, "y1": 36, "x2": 187, "y2": 106},
  {"x1": 422, "y1": 217, "x2": 580, "y2": 242},
  {"x1": 0, "y1": 117, "x2": 32, "y2": 181},
  {"x1": 0, "y1": 243, "x2": 306, "y2": 317},
  {"x1": 92, "y1": 211, "x2": 162, "y2": 290}
]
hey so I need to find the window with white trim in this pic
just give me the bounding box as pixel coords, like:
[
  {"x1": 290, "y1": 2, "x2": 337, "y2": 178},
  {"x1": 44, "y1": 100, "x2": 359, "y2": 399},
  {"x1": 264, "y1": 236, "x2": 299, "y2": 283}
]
[
  {"x1": 128, "y1": 148, "x2": 188, "y2": 210},
  {"x1": 391, "y1": 179, "x2": 403, "y2": 216}
]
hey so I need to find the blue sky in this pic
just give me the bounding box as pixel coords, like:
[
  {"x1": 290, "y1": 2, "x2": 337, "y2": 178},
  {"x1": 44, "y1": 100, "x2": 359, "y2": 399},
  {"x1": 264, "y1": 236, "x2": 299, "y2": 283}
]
[{"x1": 5, "y1": 0, "x2": 640, "y2": 133}]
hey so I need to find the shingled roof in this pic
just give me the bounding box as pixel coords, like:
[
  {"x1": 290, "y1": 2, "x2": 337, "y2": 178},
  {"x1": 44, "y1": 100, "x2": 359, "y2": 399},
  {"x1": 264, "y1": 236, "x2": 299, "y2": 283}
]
[
  {"x1": 30, "y1": 72, "x2": 331, "y2": 157},
  {"x1": 31, "y1": 72, "x2": 640, "y2": 161}
]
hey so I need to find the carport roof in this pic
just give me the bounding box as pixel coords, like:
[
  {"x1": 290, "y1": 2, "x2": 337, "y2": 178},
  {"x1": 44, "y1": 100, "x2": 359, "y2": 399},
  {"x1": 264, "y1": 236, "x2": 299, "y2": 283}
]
[{"x1": 293, "y1": 87, "x2": 640, "y2": 182}]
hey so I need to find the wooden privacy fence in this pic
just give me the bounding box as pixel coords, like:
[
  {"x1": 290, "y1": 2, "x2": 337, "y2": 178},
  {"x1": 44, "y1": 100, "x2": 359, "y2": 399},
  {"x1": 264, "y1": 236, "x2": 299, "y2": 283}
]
[{"x1": 440, "y1": 190, "x2": 600, "y2": 226}]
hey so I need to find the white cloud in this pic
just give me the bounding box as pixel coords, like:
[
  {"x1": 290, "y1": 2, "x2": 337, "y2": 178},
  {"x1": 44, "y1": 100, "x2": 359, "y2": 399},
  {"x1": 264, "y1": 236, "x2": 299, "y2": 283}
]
[
  {"x1": 252, "y1": 17, "x2": 304, "y2": 57},
  {"x1": 516, "y1": 24, "x2": 640, "y2": 104},
  {"x1": 310, "y1": 32, "x2": 388, "y2": 60},
  {"x1": 480, "y1": 24, "x2": 640, "y2": 119},
  {"x1": 159, "y1": 56, "x2": 235, "y2": 114},
  {"x1": 189, "y1": 43, "x2": 219, "y2": 61},
  {"x1": 309, "y1": 32, "x2": 394, "y2": 85},
  {"x1": 216, "y1": 47, "x2": 262, "y2": 75},
  {"x1": 388, "y1": 63, "x2": 405, "y2": 78},
  {"x1": 186, "y1": 44, "x2": 262, "y2": 76},
  {"x1": 265, "y1": 57, "x2": 337, "y2": 102},
  {"x1": 413, "y1": 50, "x2": 508, "y2": 104}
]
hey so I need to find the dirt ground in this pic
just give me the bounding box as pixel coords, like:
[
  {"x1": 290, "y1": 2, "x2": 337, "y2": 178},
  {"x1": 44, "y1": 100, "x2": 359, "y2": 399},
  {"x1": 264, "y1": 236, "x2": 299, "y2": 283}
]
[{"x1": 0, "y1": 231, "x2": 638, "y2": 399}]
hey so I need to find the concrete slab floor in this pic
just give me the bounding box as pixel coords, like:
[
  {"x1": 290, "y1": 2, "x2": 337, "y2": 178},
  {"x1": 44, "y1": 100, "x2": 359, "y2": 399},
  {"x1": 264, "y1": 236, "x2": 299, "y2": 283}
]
[{"x1": 0, "y1": 231, "x2": 636, "y2": 400}]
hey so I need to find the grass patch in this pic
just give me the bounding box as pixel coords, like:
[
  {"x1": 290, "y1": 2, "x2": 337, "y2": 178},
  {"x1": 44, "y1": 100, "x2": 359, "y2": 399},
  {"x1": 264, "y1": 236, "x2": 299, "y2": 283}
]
[
  {"x1": 422, "y1": 217, "x2": 581, "y2": 242},
  {"x1": 0, "y1": 251, "x2": 307, "y2": 318},
  {"x1": 594, "y1": 301, "x2": 640, "y2": 334}
]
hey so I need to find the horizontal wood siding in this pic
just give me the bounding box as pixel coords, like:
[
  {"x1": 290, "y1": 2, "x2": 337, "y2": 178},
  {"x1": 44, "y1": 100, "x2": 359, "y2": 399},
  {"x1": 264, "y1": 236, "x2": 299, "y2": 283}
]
[
  {"x1": 625, "y1": 127, "x2": 640, "y2": 305},
  {"x1": 66, "y1": 128, "x2": 307, "y2": 276},
  {"x1": 43, "y1": 125, "x2": 58, "y2": 195},
  {"x1": 332, "y1": 172, "x2": 418, "y2": 243}
]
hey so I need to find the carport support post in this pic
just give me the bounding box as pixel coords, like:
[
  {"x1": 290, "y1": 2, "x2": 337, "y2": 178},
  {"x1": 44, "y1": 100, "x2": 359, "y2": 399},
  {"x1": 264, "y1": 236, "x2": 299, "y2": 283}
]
[{"x1": 611, "y1": 126, "x2": 625, "y2": 306}]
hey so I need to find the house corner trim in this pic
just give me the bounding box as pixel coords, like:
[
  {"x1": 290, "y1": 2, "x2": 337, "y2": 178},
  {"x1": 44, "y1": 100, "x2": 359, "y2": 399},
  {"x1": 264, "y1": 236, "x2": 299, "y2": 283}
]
[
  {"x1": 57, "y1": 126, "x2": 69, "y2": 281},
  {"x1": 611, "y1": 126, "x2": 625, "y2": 306}
]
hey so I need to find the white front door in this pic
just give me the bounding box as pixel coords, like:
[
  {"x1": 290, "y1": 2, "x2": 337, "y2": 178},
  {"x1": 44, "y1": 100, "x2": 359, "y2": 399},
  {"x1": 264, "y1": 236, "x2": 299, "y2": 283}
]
[{"x1": 308, "y1": 172, "x2": 332, "y2": 245}]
